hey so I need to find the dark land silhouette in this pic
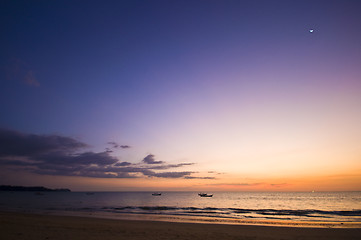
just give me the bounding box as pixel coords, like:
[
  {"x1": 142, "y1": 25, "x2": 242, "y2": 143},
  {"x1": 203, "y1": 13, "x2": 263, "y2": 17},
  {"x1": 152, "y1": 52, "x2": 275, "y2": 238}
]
[{"x1": 0, "y1": 185, "x2": 70, "y2": 192}]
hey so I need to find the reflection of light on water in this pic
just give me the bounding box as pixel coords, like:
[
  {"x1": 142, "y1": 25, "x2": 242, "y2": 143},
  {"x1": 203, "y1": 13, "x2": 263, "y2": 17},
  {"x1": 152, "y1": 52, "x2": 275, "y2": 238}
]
[{"x1": 1, "y1": 191, "x2": 360, "y2": 225}]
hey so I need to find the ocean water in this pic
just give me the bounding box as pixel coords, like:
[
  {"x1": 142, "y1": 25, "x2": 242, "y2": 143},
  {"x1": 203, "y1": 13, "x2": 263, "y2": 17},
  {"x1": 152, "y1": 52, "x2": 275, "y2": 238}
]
[{"x1": 1, "y1": 191, "x2": 360, "y2": 225}]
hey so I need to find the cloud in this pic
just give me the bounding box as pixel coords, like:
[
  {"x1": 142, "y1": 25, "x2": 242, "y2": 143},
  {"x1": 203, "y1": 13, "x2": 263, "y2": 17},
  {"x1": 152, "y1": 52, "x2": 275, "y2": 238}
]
[
  {"x1": 114, "y1": 161, "x2": 132, "y2": 167},
  {"x1": 0, "y1": 128, "x2": 205, "y2": 180},
  {"x1": 37, "y1": 151, "x2": 118, "y2": 166},
  {"x1": 184, "y1": 176, "x2": 216, "y2": 179},
  {"x1": 142, "y1": 154, "x2": 164, "y2": 164},
  {"x1": 34, "y1": 165, "x2": 139, "y2": 179},
  {"x1": 145, "y1": 171, "x2": 194, "y2": 178},
  {"x1": 0, "y1": 128, "x2": 87, "y2": 157},
  {"x1": 24, "y1": 70, "x2": 40, "y2": 87},
  {"x1": 107, "y1": 142, "x2": 131, "y2": 149},
  {"x1": 149, "y1": 163, "x2": 194, "y2": 170},
  {"x1": 120, "y1": 145, "x2": 131, "y2": 149},
  {"x1": 107, "y1": 141, "x2": 118, "y2": 147},
  {"x1": 4, "y1": 58, "x2": 40, "y2": 87}
]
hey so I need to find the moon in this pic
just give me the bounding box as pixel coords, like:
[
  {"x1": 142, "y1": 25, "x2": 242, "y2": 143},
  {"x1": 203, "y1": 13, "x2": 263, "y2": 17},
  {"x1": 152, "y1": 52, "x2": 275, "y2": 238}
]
[{"x1": 309, "y1": 29, "x2": 314, "y2": 33}]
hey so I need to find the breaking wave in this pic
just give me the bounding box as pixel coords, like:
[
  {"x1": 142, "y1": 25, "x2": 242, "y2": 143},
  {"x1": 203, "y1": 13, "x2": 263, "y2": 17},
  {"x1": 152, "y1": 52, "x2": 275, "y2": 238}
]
[{"x1": 84, "y1": 206, "x2": 361, "y2": 222}]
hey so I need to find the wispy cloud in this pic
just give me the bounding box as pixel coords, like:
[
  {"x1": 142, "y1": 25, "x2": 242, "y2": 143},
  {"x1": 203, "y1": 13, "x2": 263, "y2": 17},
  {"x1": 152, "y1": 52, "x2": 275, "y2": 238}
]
[
  {"x1": 5, "y1": 58, "x2": 40, "y2": 87},
  {"x1": 107, "y1": 142, "x2": 131, "y2": 149},
  {"x1": 184, "y1": 176, "x2": 216, "y2": 179},
  {"x1": 106, "y1": 142, "x2": 131, "y2": 152},
  {"x1": 148, "y1": 162, "x2": 195, "y2": 170},
  {"x1": 0, "y1": 128, "x2": 213, "y2": 180},
  {"x1": 24, "y1": 70, "x2": 40, "y2": 87},
  {"x1": 145, "y1": 171, "x2": 193, "y2": 178}
]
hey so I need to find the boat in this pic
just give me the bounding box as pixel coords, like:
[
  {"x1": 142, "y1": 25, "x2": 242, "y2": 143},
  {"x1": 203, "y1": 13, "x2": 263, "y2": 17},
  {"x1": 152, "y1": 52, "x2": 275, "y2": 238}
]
[
  {"x1": 198, "y1": 193, "x2": 213, "y2": 197},
  {"x1": 152, "y1": 193, "x2": 161, "y2": 196}
]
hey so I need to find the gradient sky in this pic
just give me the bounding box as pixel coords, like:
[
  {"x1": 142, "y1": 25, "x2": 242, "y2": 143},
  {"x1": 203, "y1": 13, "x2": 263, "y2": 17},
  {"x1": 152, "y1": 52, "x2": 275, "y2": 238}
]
[{"x1": 1, "y1": 0, "x2": 361, "y2": 191}]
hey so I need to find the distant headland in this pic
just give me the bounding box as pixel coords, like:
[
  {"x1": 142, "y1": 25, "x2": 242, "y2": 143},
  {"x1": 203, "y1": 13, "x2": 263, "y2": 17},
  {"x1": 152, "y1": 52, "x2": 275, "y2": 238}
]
[{"x1": 0, "y1": 185, "x2": 71, "y2": 192}]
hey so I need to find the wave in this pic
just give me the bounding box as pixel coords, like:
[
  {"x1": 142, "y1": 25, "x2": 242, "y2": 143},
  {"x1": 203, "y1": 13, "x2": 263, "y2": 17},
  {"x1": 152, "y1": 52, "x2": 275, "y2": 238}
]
[{"x1": 94, "y1": 206, "x2": 361, "y2": 221}]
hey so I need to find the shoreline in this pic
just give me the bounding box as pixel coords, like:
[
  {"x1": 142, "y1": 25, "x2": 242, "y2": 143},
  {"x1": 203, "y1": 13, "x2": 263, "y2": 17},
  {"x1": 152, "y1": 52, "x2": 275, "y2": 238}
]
[
  {"x1": 2, "y1": 209, "x2": 361, "y2": 229},
  {"x1": 46, "y1": 210, "x2": 361, "y2": 229},
  {"x1": 1, "y1": 211, "x2": 361, "y2": 240}
]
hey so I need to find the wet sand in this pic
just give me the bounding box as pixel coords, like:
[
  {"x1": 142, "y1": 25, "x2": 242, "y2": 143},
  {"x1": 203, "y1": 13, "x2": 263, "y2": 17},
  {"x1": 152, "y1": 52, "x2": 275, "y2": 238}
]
[{"x1": 1, "y1": 211, "x2": 360, "y2": 240}]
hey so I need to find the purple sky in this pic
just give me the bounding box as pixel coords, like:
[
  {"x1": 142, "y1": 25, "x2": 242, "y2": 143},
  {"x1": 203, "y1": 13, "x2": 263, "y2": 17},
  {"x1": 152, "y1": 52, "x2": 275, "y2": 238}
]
[{"x1": 1, "y1": 0, "x2": 361, "y2": 191}]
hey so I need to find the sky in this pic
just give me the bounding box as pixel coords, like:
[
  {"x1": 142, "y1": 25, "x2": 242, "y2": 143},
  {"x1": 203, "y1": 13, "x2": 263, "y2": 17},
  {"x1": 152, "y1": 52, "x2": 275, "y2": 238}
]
[{"x1": 1, "y1": 0, "x2": 361, "y2": 191}]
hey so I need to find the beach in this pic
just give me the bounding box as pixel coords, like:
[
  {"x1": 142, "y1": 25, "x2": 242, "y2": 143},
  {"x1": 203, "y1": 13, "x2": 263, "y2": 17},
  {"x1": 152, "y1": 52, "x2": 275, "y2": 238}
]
[{"x1": 1, "y1": 211, "x2": 360, "y2": 240}]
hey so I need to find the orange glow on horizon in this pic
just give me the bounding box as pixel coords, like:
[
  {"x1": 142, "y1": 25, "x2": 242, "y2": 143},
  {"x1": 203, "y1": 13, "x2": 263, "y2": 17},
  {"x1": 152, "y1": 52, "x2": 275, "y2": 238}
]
[{"x1": 65, "y1": 169, "x2": 361, "y2": 192}]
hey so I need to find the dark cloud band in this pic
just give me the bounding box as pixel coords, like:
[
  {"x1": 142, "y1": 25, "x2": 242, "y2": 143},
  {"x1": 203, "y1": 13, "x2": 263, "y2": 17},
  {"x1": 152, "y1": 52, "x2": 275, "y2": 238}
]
[{"x1": 0, "y1": 129, "x2": 213, "y2": 180}]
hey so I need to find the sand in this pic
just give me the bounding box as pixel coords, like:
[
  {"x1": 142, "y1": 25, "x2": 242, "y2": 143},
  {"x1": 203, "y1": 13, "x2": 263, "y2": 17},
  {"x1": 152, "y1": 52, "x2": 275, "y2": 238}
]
[{"x1": 1, "y1": 211, "x2": 360, "y2": 240}]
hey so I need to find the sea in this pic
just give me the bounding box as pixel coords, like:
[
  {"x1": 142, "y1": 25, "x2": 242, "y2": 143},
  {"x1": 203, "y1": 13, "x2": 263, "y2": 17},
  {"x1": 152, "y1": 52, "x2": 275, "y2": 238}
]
[{"x1": 1, "y1": 191, "x2": 360, "y2": 227}]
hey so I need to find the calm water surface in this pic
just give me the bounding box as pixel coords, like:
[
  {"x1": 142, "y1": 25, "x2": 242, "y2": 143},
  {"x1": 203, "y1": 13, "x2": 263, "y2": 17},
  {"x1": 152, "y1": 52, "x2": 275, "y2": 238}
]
[{"x1": 1, "y1": 191, "x2": 360, "y2": 224}]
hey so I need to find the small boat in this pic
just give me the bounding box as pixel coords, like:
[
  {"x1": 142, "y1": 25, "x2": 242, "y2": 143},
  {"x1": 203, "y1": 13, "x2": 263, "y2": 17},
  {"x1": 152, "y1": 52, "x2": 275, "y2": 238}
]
[
  {"x1": 152, "y1": 193, "x2": 162, "y2": 196},
  {"x1": 198, "y1": 193, "x2": 213, "y2": 197}
]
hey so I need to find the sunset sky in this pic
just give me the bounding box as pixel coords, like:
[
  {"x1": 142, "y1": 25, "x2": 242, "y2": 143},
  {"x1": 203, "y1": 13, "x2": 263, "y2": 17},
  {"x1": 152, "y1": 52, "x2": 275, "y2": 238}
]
[{"x1": 1, "y1": 0, "x2": 361, "y2": 191}]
